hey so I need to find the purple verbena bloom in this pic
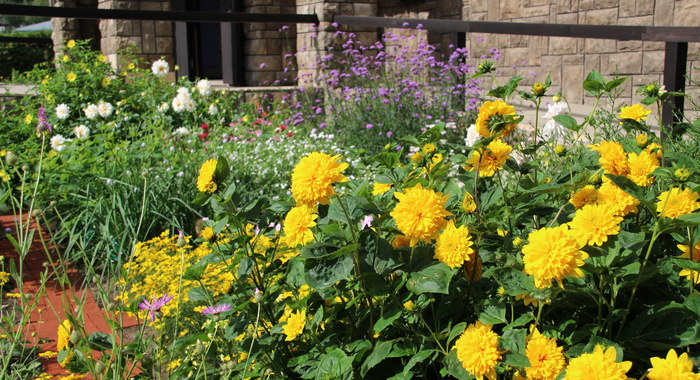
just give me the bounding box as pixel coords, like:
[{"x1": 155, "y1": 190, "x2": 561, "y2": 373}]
[
  {"x1": 361, "y1": 215, "x2": 373, "y2": 230},
  {"x1": 138, "y1": 293, "x2": 174, "y2": 322},
  {"x1": 36, "y1": 108, "x2": 51, "y2": 133},
  {"x1": 201, "y1": 303, "x2": 232, "y2": 315},
  {"x1": 260, "y1": 63, "x2": 266, "y2": 69}
]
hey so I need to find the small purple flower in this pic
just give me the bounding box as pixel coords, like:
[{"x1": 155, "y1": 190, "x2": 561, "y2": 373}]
[
  {"x1": 396, "y1": 145, "x2": 402, "y2": 151},
  {"x1": 201, "y1": 303, "x2": 232, "y2": 315},
  {"x1": 320, "y1": 123, "x2": 327, "y2": 128},
  {"x1": 332, "y1": 22, "x2": 338, "y2": 27},
  {"x1": 387, "y1": 131, "x2": 393, "y2": 138},
  {"x1": 366, "y1": 123, "x2": 373, "y2": 129},
  {"x1": 138, "y1": 293, "x2": 174, "y2": 322},
  {"x1": 260, "y1": 63, "x2": 266, "y2": 69},
  {"x1": 402, "y1": 22, "x2": 409, "y2": 27},
  {"x1": 416, "y1": 24, "x2": 423, "y2": 29},
  {"x1": 36, "y1": 108, "x2": 51, "y2": 134},
  {"x1": 361, "y1": 215, "x2": 373, "y2": 230},
  {"x1": 4, "y1": 228, "x2": 11, "y2": 233}
]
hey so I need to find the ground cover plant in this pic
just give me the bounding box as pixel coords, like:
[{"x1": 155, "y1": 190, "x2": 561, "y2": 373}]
[{"x1": 1, "y1": 29, "x2": 700, "y2": 380}]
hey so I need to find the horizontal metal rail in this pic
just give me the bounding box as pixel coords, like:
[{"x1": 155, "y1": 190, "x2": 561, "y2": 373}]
[
  {"x1": 0, "y1": 4, "x2": 319, "y2": 24},
  {"x1": 0, "y1": 36, "x2": 53, "y2": 44}
]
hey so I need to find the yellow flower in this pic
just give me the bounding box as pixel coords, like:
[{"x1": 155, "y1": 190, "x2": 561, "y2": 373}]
[
  {"x1": 5, "y1": 293, "x2": 21, "y2": 298},
  {"x1": 465, "y1": 139, "x2": 513, "y2": 177},
  {"x1": 169, "y1": 359, "x2": 181, "y2": 370},
  {"x1": 283, "y1": 205, "x2": 317, "y2": 247},
  {"x1": 513, "y1": 237, "x2": 524, "y2": 248},
  {"x1": 291, "y1": 152, "x2": 348, "y2": 208},
  {"x1": 564, "y1": 345, "x2": 632, "y2": 380},
  {"x1": 24, "y1": 114, "x2": 33, "y2": 124},
  {"x1": 102, "y1": 77, "x2": 111, "y2": 87},
  {"x1": 589, "y1": 141, "x2": 629, "y2": 176},
  {"x1": 66, "y1": 40, "x2": 75, "y2": 48},
  {"x1": 532, "y1": 82, "x2": 545, "y2": 95},
  {"x1": 522, "y1": 225, "x2": 588, "y2": 289},
  {"x1": 554, "y1": 144, "x2": 566, "y2": 156},
  {"x1": 0, "y1": 150, "x2": 6, "y2": 157},
  {"x1": 57, "y1": 320, "x2": 71, "y2": 351},
  {"x1": 657, "y1": 187, "x2": 700, "y2": 219},
  {"x1": 201, "y1": 227, "x2": 214, "y2": 240},
  {"x1": 403, "y1": 300, "x2": 414, "y2": 310},
  {"x1": 453, "y1": 321, "x2": 502, "y2": 380},
  {"x1": 475, "y1": 100, "x2": 518, "y2": 138},
  {"x1": 390, "y1": 183, "x2": 451, "y2": 247},
  {"x1": 568, "y1": 204, "x2": 623, "y2": 246},
  {"x1": 497, "y1": 229, "x2": 508, "y2": 237},
  {"x1": 0, "y1": 170, "x2": 10, "y2": 182},
  {"x1": 0, "y1": 272, "x2": 9, "y2": 285},
  {"x1": 676, "y1": 168, "x2": 691, "y2": 182},
  {"x1": 570, "y1": 185, "x2": 598, "y2": 209},
  {"x1": 434, "y1": 220, "x2": 473, "y2": 268},
  {"x1": 646, "y1": 142, "x2": 662, "y2": 160},
  {"x1": 597, "y1": 181, "x2": 640, "y2": 216},
  {"x1": 66, "y1": 72, "x2": 76, "y2": 82},
  {"x1": 391, "y1": 234, "x2": 410, "y2": 248},
  {"x1": 627, "y1": 150, "x2": 659, "y2": 187},
  {"x1": 463, "y1": 192, "x2": 476, "y2": 213},
  {"x1": 648, "y1": 349, "x2": 700, "y2": 380},
  {"x1": 128, "y1": 62, "x2": 135, "y2": 70},
  {"x1": 677, "y1": 242, "x2": 700, "y2": 284},
  {"x1": 410, "y1": 152, "x2": 423, "y2": 163},
  {"x1": 618, "y1": 103, "x2": 651, "y2": 123},
  {"x1": 516, "y1": 293, "x2": 540, "y2": 307},
  {"x1": 59, "y1": 349, "x2": 75, "y2": 367},
  {"x1": 282, "y1": 309, "x2": 306, "y2": 341},
  {"x1": 62, "y1": 55, "x2": 70, "y2": 63},
  {"x1": 636, "y1": 134, "x2": 648, "y2": 148},
  {"x1": 523, "y1": 328, "x2": 566, "y2": 380},
  {"x1": 422, "y1": 143, "x2": 435, "y2": 156},
  {"x1": 98, "y1": 54, "x2": 107, "y2": 62},
  {"x1": 38, "y1": 351, "x2": 58, "y2": 358},
  {"x1": 196, "y1": 159, "x2": 218, "y2": 193},
  {"x1": 372, "y1": 182, "x2": 392, "y2": 196}
]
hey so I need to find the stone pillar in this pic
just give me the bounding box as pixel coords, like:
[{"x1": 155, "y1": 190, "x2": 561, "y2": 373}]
[
  {"x1": 52, "y1": 0, "x2": 101, "y2": 54},
  {"x1": 98, "y1": 0, "x2": 175, "y2": 78}
]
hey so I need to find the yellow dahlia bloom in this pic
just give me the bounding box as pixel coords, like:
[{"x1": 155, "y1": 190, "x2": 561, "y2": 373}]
[
  {"x1": 434, "y1": 220, "x2": 474, "y2": 268},
  {"x1": 197, "y1": 159, "x2": 218, "y2": 193},
  {"x1": 291, "y1": 152, "x2": 348, "y2": 208},
  {"x1": 523, "y1": 328, "x2": 566, "y2": 380},
  {"x1": 475, "y1": 100, "x2": 518, "y2": 138},
  {"x1": 627, "y1": 150, "x2": 659, "y2": 187},
  {"x1": 66, "y1": 72, "x2": 76, "y2": 82},
  {"x1": 589, "y1": 141, "x2": 630, "y2": 176},
  {"x1": 283, "y1": 205, "x2": 317, "y2": 247},
  {"x1": 657, "y1": 187, "x2": 700, "y2": 219},
  {"x1": 677, "y1": 242, "x2": 700, "y2": 284},
  {"x1": 597, "y1": 181, "x2": 640, "y2": 216},
  {"x1": 618, "y1": 103, "x2": 651, "y2": 123},
  {"x1": 372, "y1": 182, "x2": 392, "y2": 196},
  {"x1": 66, "y1": 39, "x2": 75, "y2": 48},
  {"x1": 569, "y1": 204, "x2": 623, "y2": 246},
  {"x1": 564, "y1": 345, "x2": 633, "y2": 380},
  {"x1": 453, "y1": 321, "x2": 502, "y2": 380},
  {"x1": 465, "y1": 139, "x2": 513, "y2": 177},
  {"x1": 422, "y1": 143, "x2": 435, "y2": 156},
  {"x1": 646, "y1": 142, "x2": 662, "y2": 160},
  {"x1": 282, "y1": 309, "x2": 306, "y2": 341},
  {"x1": 570, "y1": 185, "x2": 598, "y2": 209},
  {"x1": 390, "y1": 183, "x2": 451, "y2": 247},
  {"x1": 463, "y1": 192, "x2": 477, "y2": 213},
  {"x1": 391, "y1": 234, "x2": 410, "y2": 248},
  {"x1": 57, "y1": 320, "x2": 71, "y2": 351},
  {"x1": 522, "y1": 225, "x2": 589, "y2": 289},
  {"x1": 648, "y1": 349, "x2": 700, "y2": 380},
  {"x1": 201, "y1": 227, "x2": 215, "y2": 240}
]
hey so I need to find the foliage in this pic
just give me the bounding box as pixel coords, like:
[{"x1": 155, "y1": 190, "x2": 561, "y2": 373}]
[{"x1": 0, "y1": 30, "x2": 54, "y2": 81}]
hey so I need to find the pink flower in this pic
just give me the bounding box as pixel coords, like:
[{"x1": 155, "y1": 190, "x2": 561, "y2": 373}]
[{"x1": 138, "y1": 293, "x2": 174, "y2": 321}]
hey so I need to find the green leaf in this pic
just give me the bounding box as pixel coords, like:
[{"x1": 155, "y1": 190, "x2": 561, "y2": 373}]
[
  {"x1": 374, "y1": 305, "x2": 401, "y2": 334},
  {"x1": 448, "y1": 322, "x2": 467, "y2": 347},
  {"x1": 553, "y1": 115, "x2": 579, "y2": 131},
  {"x1": 87, "y1": 332, "x2": 113, "y2": 351},
  {"x1": 375, "y1": 152, "x2": 401, "y2": 169},
  {"x1": 316, "y1": 349, "x2": 353, "y2": 380},
  {"x1": 406, "y1": 262, "x2": 453, "y2": 295},
  {"x1": 582, "y1": 70, "x2": 605, "y2": 95},
  {"x1": 500, "y1": 328, "x2": 527, "y2": 354},
  {"x1": 640, "y1": 96, "x2": 656, "y2": 105},
  {"x1": 683, "y1": 291, "x2": 700, "y2": 316},
  {"x1": 268, "y1": 201, "x2": 293, "y2": 214},
  {"x1": 361, "y1": 341, "x2": 393, "y2": 377},
  {"x1": 443, "y1": 349, "x2": 476, "y2": 379},
  {"x1": 192, "y1": 192, "x2": 211, "y2": 206},
  {"x1": 490, "y1": 268, "x2": 536, "y2": 296},
  {"x1": 403, "y1": 349, "x2": 436, "y2": 375},
  {"x1": 213, "y1": 217, "x2": 229, "y2": 236},
  {"x1": 187, "y1": 287, "x2": 211, "y2": 302},
  {"x1": 605, "y1": 76, "x2": 628, "y2": 92},
  {"x1": 304, "y1": 254, "x2": 354, "y2": 288},
  {"x1": 479, "y1": 302, "x2": 507, "y2": 325},
  {"x1": 183, "y1": 263, "x2": 207, "y2": 281},
  {"x1": 215, "y1": 155, "x2": 230, "y2": 184},
  {"x1": 237, "y1": 257, "x2": 254, "y2": 278},
  {"x1": 622, "y1": 302, "x2": 700, "y2": 349},
  {"x1": 502, "y1": 351, "x2": 531, "y2": 368},
  {"x1": 363, "y1": 272, "x2": 390, "y2": 297},
  {"x1": 504, "y1": 313, "x2": 535, "y2": 331}
]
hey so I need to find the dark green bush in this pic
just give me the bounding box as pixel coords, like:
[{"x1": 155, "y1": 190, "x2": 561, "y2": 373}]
[{"x1": 0, "y1": 30, "x2": 54, "y2": 81}]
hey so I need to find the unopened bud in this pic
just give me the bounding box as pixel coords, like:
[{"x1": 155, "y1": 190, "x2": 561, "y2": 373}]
[
  {"x1": 105, "y1": 302, "x2": 116, "y2": 311},
  {"x1": 177, "y1": 230, "x2": 186, "y2": 248},
  {"x1": 95, "y1": 361, "x2": 106, "y2": 373},
  {"x1": 5, "y1": 151, "x2": 18, "y2": 166},
  {"x1": 194, "y1": 339, "x2": 206, "y2": 354},
  {"x1": 264, "y1": 369, "x2": 273, "y2": 376},
  {"x1": 636, "y1": 134, "x2": 648, "y2": 148},
  {"x1": 554, "y1": 144, "x2": 566, "y2": 157},
  {"x1": 21, "y1": 164, "x2": 29, "y2": 172},
  {"x1": 32, "y1": 209, "x2": 42, "y2": 217},
  {"x1": 70, "y1": 330, "x2": 81, "y2": 343},
  {"x1": 675, "y1": 168, "x2": 691, "y2": 182},
  {"x1": 553, "y1": 93, "x2": 562, "y2": 103},
  {"x1": 253, "y1": 288, "x2": 263, "y2": 304},
  {"x1": 49, "y1": 200, "x2": 57, "y2": 208}
]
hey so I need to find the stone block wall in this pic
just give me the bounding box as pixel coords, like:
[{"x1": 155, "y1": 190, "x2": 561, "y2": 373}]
[
  {"x1": 242, "y1": 0, "x2": 298, "y2": 85},
  {"x1": 52, "y1": 0, "x2": 101, "y2": 53},
  {"x1": 462, "y1": 0, "x2": 700, "y2": 110},
  {"x1": 98, "y1": 0, "x2": 175, "y2": 76}
]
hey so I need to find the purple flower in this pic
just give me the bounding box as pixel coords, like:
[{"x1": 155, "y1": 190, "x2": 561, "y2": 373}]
[
  {"x1": 402, "y1": 22, "x2": 409, "y2": 27},
  {"x1": 260, "y1": 63, "x2": 266, "y2": 69},
  {"x1": 387, "y1": 131, "x2": 393, "y2": 138},
  {"x1": 332, "y1": 22, "x2": 338, "y2": 27},
  {"x1": 36, "y1": 108, "x2": 51, "y2": 133},
  {"x1": 361, "y1": 215, "x2": 373, "y2": 230},
  {"x1": 4, "y1": 228, "x2": 11, "y2": 233},
  {"x1": 366, "y1": 123, "x2": 373, "y2": 129},
  {"x1": 201, "y1": 303, "x2": 232, "y2": 315},
  {"x1": 320, "y1": 123, "x2": 327, "y2": 128},
  {"x1": 416, "y1": 24, "x2": 423, "y2": 29},
  {"x1": 396, "y1": 145, "x2": 402, "y2": 151},
  {"x1": 138, "y1": 293, "x2": 174, "y2": 322}
]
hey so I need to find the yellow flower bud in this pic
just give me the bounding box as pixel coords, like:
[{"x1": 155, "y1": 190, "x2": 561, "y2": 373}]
[
  {"x1": 410, "y1": 152, "x2": 423, "y2": 163},
  {"x1": 422, "y1": 143, "x2": 435, "y2": 156},
  {"x1": 532, "y1": 82, "x2": 544, "y2": 95},
  {"x1": 636, "y1": 134, "x2": 648, "y2": 148},
  {"x1": 675, "y1": 168, "x2": 691, "y2": 182}
]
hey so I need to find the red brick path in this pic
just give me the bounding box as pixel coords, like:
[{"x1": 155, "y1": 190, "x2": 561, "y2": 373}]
[{"x1": 0, "y1": 213, "x2": 138, "y2": 378}]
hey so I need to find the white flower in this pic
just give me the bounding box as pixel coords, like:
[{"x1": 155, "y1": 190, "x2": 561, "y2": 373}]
[
  {"x1": 174, "y1": 127, "x2": 190, "y2": 135},
  {"x1": 542, "y1": 101, "x2": 569, "y2": 138},
  {"x1": 172, "y1": 96, "x2": 185, "y2": 112},
  {"x1": 84, "y1": 104, "x2": 99, "y2": 119},
  {"x1": 658, "y1": 85, "x2": 667, "y2": 95},
  {"x1": 50, "y1": 134, "x2": 72, "y2": 152},
  {"x1": 177, "y1": 171, "x2": 184, "y2": 177},
  {"x1": 55, "y1": 104, "x2": 70, "y2": 120},
  {"x1": 184, "y1": 98, "x2": 196, "y2": 112},
  {"x1": 159, "y1": 102, "x2": 170, "y2": 112},
  {"x1": 151, "y1": 59, "x2": 169, "y2": 78},
  {"x1": 208, "y1": 104, "x2": 219, "y2": 115},
  {"x1": 511, "y1": 150, "x2": 526, "y2": 165},
  {"x1": 97, "y1": 102, "x2": 113, "y2": 118},
  {"x1": 73, "y1": 125, "x2": 90, "y2": 139},
  {"x1": 197, "y1": 79, "x2": 211, "y2": 97},
  {"x1": 465, "y1": 124, "x2": 481, "y2": 147},
  {"x1": 177, "y1": 87, "x2": 190, "y2": 96}
]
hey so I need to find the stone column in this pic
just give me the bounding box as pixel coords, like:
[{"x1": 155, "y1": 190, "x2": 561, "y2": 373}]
[
  {"x1": 52, "y1": 0, "x2": 101, "y2": 54},
  {"x1": 98, "y1": 0, "x2": 174, "y2": 78}
]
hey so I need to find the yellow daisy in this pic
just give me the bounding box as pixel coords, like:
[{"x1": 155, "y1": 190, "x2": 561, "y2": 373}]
[
  {"x1": 569, "y1": 204, "x2": 623, "y2": 246},
  {"x1": 291, "y1": 152, "x2": 348, "y2": 208},
  {"x1": 283, "y1": 205, "x2": 317, "y2": 248},
  {"x1": 657, "y1": 187, "x2": 700, "y2": 219},
  {"x1": 390, "y1": 183, "x2": 451, "y2": 247},
  {"x1": 453, "y1": 321, "x2": 502, "y2": 380},
  {"x1": 522, "y1": 225, "x2": 589, "y2": 289},
  {"x1": 475, "y1": 100, "x2": 518, "y2": 138},
  {"x1": 433, "y1": 220, "x2": 473, "y2": 268},
  {"x1": 648, "y1": 349, "x2": 700, "y2": 380},
  {"x1": 465, "y1": 139, "x2": 513, "y2": 177},
  {"x1": 196, "y1": 159, "x2": 218, "y2": 193},
  {"x1": 564, "y1": 345, "x2": 632, "y2": 380}
]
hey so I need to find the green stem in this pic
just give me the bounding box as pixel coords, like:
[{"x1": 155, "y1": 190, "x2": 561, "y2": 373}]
[
  {"x1": 417, "y1": 312, "x2": 447, "y2": 355},
  {"x1": 243, "y1": 303, "x2": 261, "y2": 380}
]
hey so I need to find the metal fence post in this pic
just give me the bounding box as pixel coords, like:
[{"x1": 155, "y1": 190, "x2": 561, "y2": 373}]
[{"x1": 662, "y1": 41, "x2": 688, "y2": 129}]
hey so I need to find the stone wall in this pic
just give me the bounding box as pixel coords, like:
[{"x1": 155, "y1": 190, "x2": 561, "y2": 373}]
[
  {"x1": 98, "y1": 0, "x2": 175, "y2": 77},
  {"x1": 462, "y1": 0, "x2": 700, "y2": 109},
  {"x1": 52, "y1": 0, "x2": 101, "y2": 52},
  {"x1": 242, "y1": 0, "x2": 298, "y2": 85}
]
